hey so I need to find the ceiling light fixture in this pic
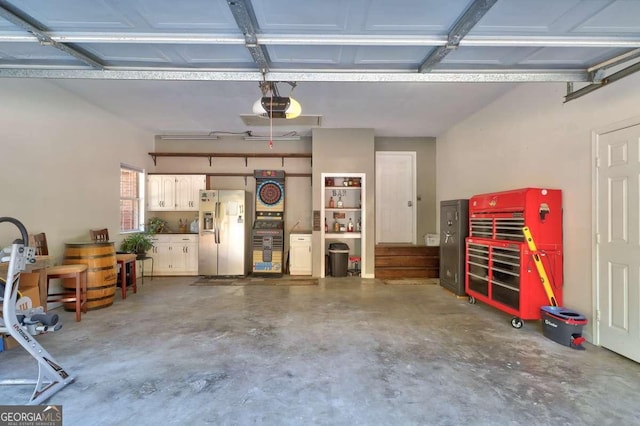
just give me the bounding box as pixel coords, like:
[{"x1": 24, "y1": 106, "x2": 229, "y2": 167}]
[
  {"x1": 157, "y1": 134, "x2": 219, "y2": 140},
  {"x1": 243, "y1": 135, "x2": 301, "y2": 141},
  {"x1": 252, "y1": 81, "x2": 302, "y2": 119}
]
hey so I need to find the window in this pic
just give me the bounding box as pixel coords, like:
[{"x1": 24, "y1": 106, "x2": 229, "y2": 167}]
[{"x1": 120, "y1": 165, "x2": 145, "y2": 232}]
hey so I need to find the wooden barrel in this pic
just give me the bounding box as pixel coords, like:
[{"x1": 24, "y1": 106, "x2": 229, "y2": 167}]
[{"x1": 62, "y1": 242, "x2": 117, "y2": 310}]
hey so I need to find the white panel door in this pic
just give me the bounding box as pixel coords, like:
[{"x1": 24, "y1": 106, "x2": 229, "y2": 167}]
[
  {"x1": 375, "y1": 152, "x2": 416, "y2": 243},
  {"x1": 597, "y1": 124, "x2": 640, "y2": 363}
]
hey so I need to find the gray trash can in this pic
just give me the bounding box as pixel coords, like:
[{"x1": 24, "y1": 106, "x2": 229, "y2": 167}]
[{"x1": 328, "y1": 242, "x2": 349, "y2": 277}]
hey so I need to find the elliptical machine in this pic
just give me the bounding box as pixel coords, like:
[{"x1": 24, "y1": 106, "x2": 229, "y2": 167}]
[{"x1": 0, "y1": 216, "x2": 75, "y2": 404}]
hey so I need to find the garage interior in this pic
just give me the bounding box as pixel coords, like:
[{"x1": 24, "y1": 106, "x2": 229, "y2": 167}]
[{"x1": 1, "y1": 0, "x2": 640, "y2": 424}]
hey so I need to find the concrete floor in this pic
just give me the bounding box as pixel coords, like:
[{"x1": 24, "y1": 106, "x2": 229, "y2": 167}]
[{"x1": 1, "y1": 277, "x2": 639, "y2": 425}]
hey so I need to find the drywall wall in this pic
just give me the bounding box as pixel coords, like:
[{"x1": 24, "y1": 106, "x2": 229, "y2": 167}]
[
  {"x1": 375, "y1": 137, "x2": 437, "y2": 239},
  {"x1": 312, "y1": 128, "x2": 375, "y2": 278},
  {"x1": 0, "y1": 79, "x2": 153, "y2": 262},
  {"x1": 151, "y1": 137, "x2": 313, "y2": 258},
  {"x1": 436, "y1": 71, "x2": 640, "y2": 340}
]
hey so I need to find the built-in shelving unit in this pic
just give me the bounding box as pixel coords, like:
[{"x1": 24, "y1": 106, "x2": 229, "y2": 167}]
[{"x1": 321, "y1": 173, "x2": 365, "y2": 277}]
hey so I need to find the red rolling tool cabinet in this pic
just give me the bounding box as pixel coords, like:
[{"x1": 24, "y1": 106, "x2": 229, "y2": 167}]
[{"x1": 465, "y1": 188, "x2": 563, "y2": 328}]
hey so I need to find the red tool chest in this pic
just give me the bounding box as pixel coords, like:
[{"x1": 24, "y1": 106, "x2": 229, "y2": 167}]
[{"x1": 465, "y1": 188, "x2": 563, "y2": 328}]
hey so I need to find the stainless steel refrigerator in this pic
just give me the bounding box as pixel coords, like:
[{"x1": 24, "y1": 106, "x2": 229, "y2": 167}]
[{"x1": 198, "y1": 189, "x2": 251, "y2": 276}]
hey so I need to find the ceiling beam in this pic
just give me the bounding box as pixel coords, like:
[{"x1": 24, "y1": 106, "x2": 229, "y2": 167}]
[
  {"x1": 419, "y1": 0, "x2": 498, "y2": 73},
  {"x1": 227, "y1": 0, "x2": 270, "y2": 74},
  {"x1": 587, "y1": 48, "x2": 640, "y2": 74},
  {"x1": 0, "y1": 68, "x2": 588, "y2": 83},
  {"x1": 3, "y1": 32, "x2": 640, "y2": 49},
  {"x1": 565, "y1": 59, "x2": 640, "y2": 102},
  {"x1": 0, "y1": 1, "x2": 103, "y2": 69}
]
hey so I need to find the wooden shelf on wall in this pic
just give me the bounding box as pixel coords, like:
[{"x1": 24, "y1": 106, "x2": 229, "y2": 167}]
[{"x1": 148, "y1": 152, "x2": 312, "y2": 167}]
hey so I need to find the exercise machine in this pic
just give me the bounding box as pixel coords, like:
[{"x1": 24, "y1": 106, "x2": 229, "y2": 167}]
[{"x1": 0, "y1": 216, "x2": 75, "y2": 405}]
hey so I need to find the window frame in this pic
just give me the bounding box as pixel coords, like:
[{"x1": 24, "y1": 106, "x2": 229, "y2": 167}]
[{"x1": 120, "y1": 164, "x2": 145, "y2": 233}]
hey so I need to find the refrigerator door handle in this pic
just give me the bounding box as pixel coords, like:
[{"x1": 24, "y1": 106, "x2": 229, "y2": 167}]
[{"x1": 215, "y1": 202, "x2": 221, "y2": 244}]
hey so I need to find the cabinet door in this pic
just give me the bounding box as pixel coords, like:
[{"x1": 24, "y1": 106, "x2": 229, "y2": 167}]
[
  {"x1": 149, "y1": 175, "x2": 176, "y2": 211},
  {"x1": 167, "y1": 243, "x2": 185, "y2": 273},
  {"x1": 150, "y1": 242, "x2": 172, "y2": 274},
  {"x1": 175, "y1": 176, "x2": 193, "y2": 210},
  {"x1": 290, "y1": 236, "x2": 312, "y2": 275},
  {"x1": 189, "y1": 175, "x2": 206, "y2": 210},
  {"x1": 175, "y1": 175, "x2": 206, "y2": 211},
  {"x1": 183, "y1": 242, "x2": 198, "y2": 274},
  {"x1": 147, "y1": 175, "x2": 164, "y2": 210}
]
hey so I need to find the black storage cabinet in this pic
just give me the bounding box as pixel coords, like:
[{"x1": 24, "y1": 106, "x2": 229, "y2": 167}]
[{"x1": 439, "y1": 199, "x2": 469, "y2": 296}]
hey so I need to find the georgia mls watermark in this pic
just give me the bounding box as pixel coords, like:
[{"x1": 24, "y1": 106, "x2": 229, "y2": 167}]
[{"x1": 0, "y1": 405, "x2": 62, "y2": 426}]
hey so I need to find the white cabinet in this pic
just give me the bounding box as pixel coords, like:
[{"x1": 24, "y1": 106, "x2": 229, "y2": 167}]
[
  {"x1": 289, "y1": 233, "x2": 312, "y2": 275},
  {"x1": 175, "y1": 175, "x2": 206, "y2": 210},
  {"x1": 321, "y1": 173, "x2": 366, "y2": 278},
  {"x1": 147, "y1": 175, "x2": 176, "y2": 211},
  {"x1": 147, "y1": 175, "x2": 205, "y2": 211},
  {"x1": 149, "y1": 234, "x2": 198, "y2": 276}
]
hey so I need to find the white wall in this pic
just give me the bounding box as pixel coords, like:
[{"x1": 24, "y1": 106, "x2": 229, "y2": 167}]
[
  {"x1": 375, "y1": 137, "x2": 437, "y2": 238},
  {"x1": 312, "y1": 128, "x2": 376, "y2": 277},
  {"x1": 0, "y1": 79, "x2": 154, "y2": 262},
  {"x1": 436, "y1": 72, "x2": 640, "y2": 339},
  {"x1": 151, "y1": 137, "x2": 313, "y2": 259}
]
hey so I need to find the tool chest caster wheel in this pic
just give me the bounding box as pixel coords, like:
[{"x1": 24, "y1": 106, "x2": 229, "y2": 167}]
[
  {"x1": 511, "y1": 317, "x2": 523, "y2": 329},
  {"x1": 468, "y1": 296, "x2": 476, "y2": 304}
]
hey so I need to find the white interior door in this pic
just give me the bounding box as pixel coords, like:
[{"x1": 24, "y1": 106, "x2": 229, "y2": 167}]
[
  {"x1": 375, "y1": 151, "x2": 416, "y2": 244},
  {"x1": 596, "y1": 123, "x2": 640, "y2": 363}
]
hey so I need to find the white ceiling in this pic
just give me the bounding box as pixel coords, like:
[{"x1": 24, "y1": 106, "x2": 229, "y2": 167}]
[{"x1": 1, "y1": 0, "x2": 639, "y2": 137}]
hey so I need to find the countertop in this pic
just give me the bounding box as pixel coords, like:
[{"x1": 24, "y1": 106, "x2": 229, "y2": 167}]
[{"x1": 153, "y1": 232, "x2": 199, "y2": 235}]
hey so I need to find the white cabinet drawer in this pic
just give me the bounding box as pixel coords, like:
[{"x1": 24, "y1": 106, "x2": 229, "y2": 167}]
[{"x1": 152, "y1": 234, "x2": 198, "y2": 243}]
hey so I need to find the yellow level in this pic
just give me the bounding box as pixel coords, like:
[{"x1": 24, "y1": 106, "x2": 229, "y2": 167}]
[{"x1": 522, "y1": 226, "x2": 558, "y2": 307}]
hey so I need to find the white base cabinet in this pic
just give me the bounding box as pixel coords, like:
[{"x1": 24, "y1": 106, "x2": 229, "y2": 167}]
[
  {"x1": 149, "y1": 234, "x2": 198, "y2": 276},
  {"x1": 289, "y1": 234, "x2": 312, "y2": 275}
]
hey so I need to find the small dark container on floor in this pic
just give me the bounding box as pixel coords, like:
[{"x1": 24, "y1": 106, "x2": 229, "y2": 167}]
[
  {"x1": 328, "y1": 243, "x2": 350, "y2": 277},
  {"x1": 540, "y1": 306, "x2": 588, "y2": 350}
]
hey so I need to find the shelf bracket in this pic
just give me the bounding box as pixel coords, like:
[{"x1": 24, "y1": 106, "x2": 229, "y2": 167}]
[
  {"x1": 244, "y1": 157, "x2": 248, "y2": 167},
  {"x1": 244, "y1": 176, "x2": 248, "y2": 186},
  {"x1": 150, "y1": 154, "x2": 157, "y2": 166},
  {"x1": 208, "y1": 156, "x2": 212, "y2": 167},
  {"x1": 281, "y1": 157, "x2": 284, "y2": 167}
]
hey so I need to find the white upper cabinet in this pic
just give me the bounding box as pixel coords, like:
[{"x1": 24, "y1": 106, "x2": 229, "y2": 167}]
[
  {"x1": 148, "y1": 175, "x2": 205, "y2": 211},
  {"x1": 147, "y1": 175, "x2": 177, "y2": 211},
  {"x1": 175, "y1": 175, "x2": 206, "y2": 211}
]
